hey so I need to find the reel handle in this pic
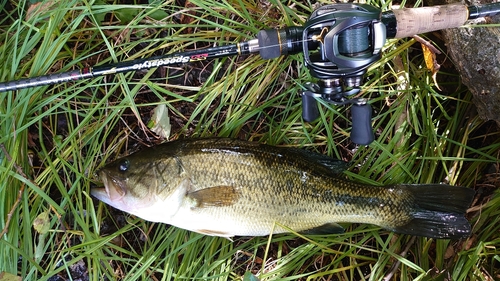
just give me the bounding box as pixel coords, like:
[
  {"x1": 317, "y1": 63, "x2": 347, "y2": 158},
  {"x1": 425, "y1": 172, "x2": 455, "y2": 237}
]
[
  {"x1": 350, "y1": 102, "x2": 374, "y2": 145},
  {"x1": 302, "y1": 92, "x2": 374, "y2": 145}
]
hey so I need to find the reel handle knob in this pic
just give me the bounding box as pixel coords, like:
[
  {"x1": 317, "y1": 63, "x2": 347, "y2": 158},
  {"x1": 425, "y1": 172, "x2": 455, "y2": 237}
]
[
  {"x1": 301, "y1": 92, "x2": 320, "y2": 122},
  {"x1": 351, "y1": 101, "x2": 374, "y2": 145}
]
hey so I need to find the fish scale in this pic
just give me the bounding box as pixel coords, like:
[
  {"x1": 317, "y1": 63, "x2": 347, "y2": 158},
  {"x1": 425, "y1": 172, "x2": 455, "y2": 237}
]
[{"x1": 92, "y1": 138, "x2": 474, "y2": 239}]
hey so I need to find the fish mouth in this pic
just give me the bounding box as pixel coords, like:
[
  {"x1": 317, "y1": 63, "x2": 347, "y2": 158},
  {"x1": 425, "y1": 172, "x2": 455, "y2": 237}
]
[{"x1": 91, "y1": 170, "x2": 127, "y2": 203}]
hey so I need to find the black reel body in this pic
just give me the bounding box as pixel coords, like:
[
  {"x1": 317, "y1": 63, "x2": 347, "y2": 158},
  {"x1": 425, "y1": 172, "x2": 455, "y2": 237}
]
[{"x1": 301, "y1": 3, "x2": 386, "y2": 145}]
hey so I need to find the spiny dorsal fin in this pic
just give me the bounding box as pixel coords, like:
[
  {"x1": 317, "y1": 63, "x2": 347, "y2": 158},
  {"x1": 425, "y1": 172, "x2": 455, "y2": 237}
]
[
  {"x1": 285, "y1": 147, "x2": 348, "y2": 174},
  {"x1": 188, "y1": 186, "x2": 240, "y2": 208}
]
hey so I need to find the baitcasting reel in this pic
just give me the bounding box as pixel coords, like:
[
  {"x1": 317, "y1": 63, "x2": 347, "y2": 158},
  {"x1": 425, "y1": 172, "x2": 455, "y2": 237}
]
[
  {"x1": 301, "y1": 3, "x2": 386, "y2": 145},
  {"x1": 257, "y1": 3, "x2": 386, "y2": 145}
]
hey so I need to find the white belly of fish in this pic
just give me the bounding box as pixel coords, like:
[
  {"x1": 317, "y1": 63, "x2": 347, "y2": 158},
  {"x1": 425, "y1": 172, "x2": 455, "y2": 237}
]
[{"x1": 168, "y1": 206, "x2": 272, "y2": 237}]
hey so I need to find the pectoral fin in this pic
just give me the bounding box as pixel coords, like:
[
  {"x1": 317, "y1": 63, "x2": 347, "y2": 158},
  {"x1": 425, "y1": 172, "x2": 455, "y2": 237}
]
[
  {"x1": 195, "y1": 229, "x2": 231, "y2": 237},
  {"x1": 187, "y1": 186, "x2": 240, "y2": 208}
]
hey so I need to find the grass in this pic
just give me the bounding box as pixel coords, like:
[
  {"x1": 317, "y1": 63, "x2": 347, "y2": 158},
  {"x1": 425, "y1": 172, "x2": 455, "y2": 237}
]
[{"x1": 1, "y1": 0, "x2": 499, "y2": 280}]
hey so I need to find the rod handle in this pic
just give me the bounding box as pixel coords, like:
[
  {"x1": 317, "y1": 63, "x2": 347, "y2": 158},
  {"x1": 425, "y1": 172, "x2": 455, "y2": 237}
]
[{"x1": 384, "y1": 4, "x2": 469, "y2": 39}]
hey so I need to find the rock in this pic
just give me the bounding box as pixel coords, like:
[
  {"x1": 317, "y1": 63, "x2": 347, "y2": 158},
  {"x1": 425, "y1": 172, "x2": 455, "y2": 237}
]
[{"x1": 438, "y1": 0, "x2": 500, "y2": 125}]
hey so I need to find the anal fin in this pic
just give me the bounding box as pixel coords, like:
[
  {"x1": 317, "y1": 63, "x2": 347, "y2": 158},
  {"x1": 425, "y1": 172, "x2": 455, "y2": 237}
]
[{"x1": 300, "y1": 223, "x2": 345, "y2": 235}]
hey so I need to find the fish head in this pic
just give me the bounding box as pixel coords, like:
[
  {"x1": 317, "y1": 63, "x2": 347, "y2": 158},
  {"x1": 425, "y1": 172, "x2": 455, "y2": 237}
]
[{"x1": 92, "y1": 151, "x2": 186, "y2": 221}]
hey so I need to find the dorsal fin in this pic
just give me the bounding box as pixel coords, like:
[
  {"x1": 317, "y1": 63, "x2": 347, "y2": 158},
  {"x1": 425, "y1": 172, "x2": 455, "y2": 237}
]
[
  {"x1": 284, "y1": 147, "x2": 348, "y2": 175},
  {"x1": 167, "y1": 137, "x2": 348, "y2": 175}
]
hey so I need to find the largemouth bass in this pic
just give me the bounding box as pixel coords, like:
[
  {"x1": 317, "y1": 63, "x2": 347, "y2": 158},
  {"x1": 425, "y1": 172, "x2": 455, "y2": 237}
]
[{"x1": 92, "y1": 138, "x2": 474, "y2": 239}]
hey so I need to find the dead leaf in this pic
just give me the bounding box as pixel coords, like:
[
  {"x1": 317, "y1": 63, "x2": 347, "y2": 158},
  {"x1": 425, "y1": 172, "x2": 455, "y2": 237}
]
[
  {"x1": 33, "y1": 210, "x2": 50, "y2": 235},
  {"x1": 0, "y1": 271, "x2": 22, "y2": 281},
  {"x1": 444, "y1": 244, "x2": 455, "y2": 259},
  {"x1": 148, "y1": 104, "x2": 171, "y2": 140},
  {"x1": 414, "y1": 35, "x2": 442, "y2": 90},
  {"x1": 26, "y1": 1, "x2": 57, "y2": 21},
  {"x1": 179, "y1": 0, "x2": 197, "y2": 33}
]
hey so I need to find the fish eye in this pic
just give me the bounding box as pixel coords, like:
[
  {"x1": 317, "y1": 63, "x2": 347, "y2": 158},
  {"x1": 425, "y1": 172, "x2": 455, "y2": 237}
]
[{"x1": 118, "y1": 159, "x2": 130, "y2": 172}]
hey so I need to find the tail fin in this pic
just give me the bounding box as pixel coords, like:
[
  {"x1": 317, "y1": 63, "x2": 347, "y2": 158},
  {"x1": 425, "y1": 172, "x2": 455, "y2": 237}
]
[{"x1": 392, "y1": 184, "x2": 474, "y2": 239}]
